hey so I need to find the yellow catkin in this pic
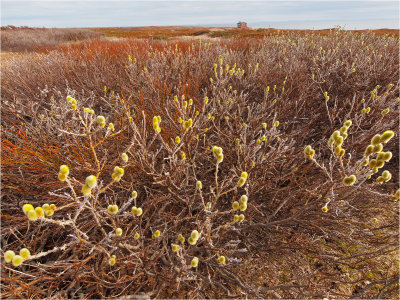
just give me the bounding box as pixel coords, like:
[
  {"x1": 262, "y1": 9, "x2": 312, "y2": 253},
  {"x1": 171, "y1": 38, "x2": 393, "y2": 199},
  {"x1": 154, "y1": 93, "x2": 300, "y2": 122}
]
[
  {"x1": 217, "y1": 256, "x2": 226, "y2": 265},
  {"x1": 191, "y1": 257, "x2": 199, "y2": 267},
  {"x1": 19, "y1": 248, "x2": 30, "y2": 259},
  {"x1": 12, "y1": 255, "x2": 24, "y2": 267},
  {"x1": 4, "y1": 250, "x2": 16, "y2": 263}
]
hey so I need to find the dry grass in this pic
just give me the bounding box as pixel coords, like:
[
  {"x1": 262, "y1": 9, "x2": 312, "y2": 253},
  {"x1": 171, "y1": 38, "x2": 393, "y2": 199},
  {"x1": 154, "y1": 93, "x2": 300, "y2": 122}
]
[
  {"x1": 1, "y1": 26, "x2": 100, "y2": 52},
  {"x1": 1, "y1": 27, "x2": 399, "y2": 299},
  {"x1": 87, "y1": 26, "x2": 399, "y2": 40}
]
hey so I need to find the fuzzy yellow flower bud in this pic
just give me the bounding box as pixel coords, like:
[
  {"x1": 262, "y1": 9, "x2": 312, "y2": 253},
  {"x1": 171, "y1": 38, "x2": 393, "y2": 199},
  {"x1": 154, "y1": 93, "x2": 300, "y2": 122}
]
[
  {"x1": 234, "y1": 215, "x2": 240, "y2": 222},
  {"x1": 4, "y1": 250, "x2": 15, "y2": 263},
  {"x1": 217, "y1": 256, "x2": 226, "y2": 265},
  {"x1": 175, "y1": 136, "x2": 181, "y2": 144},
  {"x1": 22, "y1": 204, "x2": 34, "y2": 215},
  {"x1": 58, "y1": 173, "x2": 67, "y2": 182},
  {"x1": 153, "y1": 230, "x2": 161, "y2": 238},
  {"x1": 344, "y1": 120, "x2": 352, "y2": 127},
  {"x1": 188, "y1": 237, "x2": 196, "y2": 245},
  {"x1": 335, "y1": 136, "x2": 344, "y2": 146},
  {"x1": 44, "y1": 208, "x2": 55, "y2": 216},
  {"x1": 113, "y1": 166, "x2": 125, "y2": 176},
  {"x1": 108, "y1": 255, "x2": 116, "y2": 266},
  {"x1": 82, "y1": 184, "x2": 91, "y2": 196},
  {"x1": 364, "y1": 145, "x2": 374, "y2": 156},
  {"x1": 19, "y1": 248, "x2": 30, "y2": 259},
  {"x1": 216, "y1": 154, "x2": 223, "y2": 163},
  {"x1": 237, "y1": 176, "x2": 246, "y2": 187},
  {"x1": 96, "y1": 116, "x2": 105, "y2": 124},
  {"x1": 382, "y1": 170, "x2": 391, "y2": 182},
  {"x1": 376, "y1": 152, "x2": 386, "y2": 161},
  {"x1": 131, "y1": 206, "x2": 138, "y2": 215},
  {"x1": 107, "y1": 123, "x2": 115, "y2": 131},
  {"x1": 85, "y1": 175, "x2": 97, "y2": 189},
  {"x1": 134, "y1": 233, "x2": 140, "y2": 239},
  {"x1": 178, "y1": 234, "x2": 185, "y2": 243},
  {"x1": 136, "y1": 207, "x2": 143, "y2": 216},
  {"x1": 171, "y1": 244, "x2": 180, "y2": 252},
  {"x1": 131, "y1": 190, "x2": 138, "y2": 199},
  {"x1": 383, "y1": 152, "x2": 392, "y2": 161},
  {"x1": 332, "y1": 131, "x2": 340, "y2": 139},
  {"x1": 191, "y1": 256, "x2": 199, "y2": 267},
  {"x1": 321, "y1": 206, "x2": 328, "y2": 213},
  {"x1": 239, "y1": 202, "x2": 247, "y2": 211},
  {"x1": 232, "y1": 201, "x2": 240, "y2": 210},
  {"x1": 35, "y1": 207, "x2": 44, "y2": 218},
  {"x1": 190, "y1": 230, "x2": 199, "y2": 240},
  {"x1": 181, "y1": 151, "x2": 186, "y2": 160},
  {"x1": 241, "y1": 172, "x2": 248, "y2": 179},
  {"x1": 240, "y1": 195, "x2": 248, "y2": 204},
  {"x1": 371, "y1": 134, "x2": 381, "y2": 146},
  {"x1": 343, "y1": 175, "x2": 357, "y2": 186},
  {"x1": 59, "y1": 165, "x2": 69, "y2": 175},
  {"x1": 27, "y1": 210, "x2": 38, "y2": 221},
  {"x1": 50, "y1": 204, "x2": 56, "y2": 210},
  {"x1": 238, "y1": 214, "x2": 245, "y2": 222},
  {"x1": 339, "y1": 126, "x2": 348, "y2": 135},
  {"x1": 116, "y1": 228, "x2": 123, "y2": 236},
  {"x1": 107, "y1": 205, "x2": 119, "y2": 214},
  {"x1": 12, "y1": 255, "x2": 24, "y2": 267},
  {"x1": 121, "y1": 153, "x2": 128, "y2": 163},
  {"x1": 373, "y1": 143, "x2": 383, "y2": 153},
  {"x1": 380, "y1": 130, "x2": 394, "y2": 143},
  {"x1": 196, "y1": 181, "x2": 202, "y2": 190}
]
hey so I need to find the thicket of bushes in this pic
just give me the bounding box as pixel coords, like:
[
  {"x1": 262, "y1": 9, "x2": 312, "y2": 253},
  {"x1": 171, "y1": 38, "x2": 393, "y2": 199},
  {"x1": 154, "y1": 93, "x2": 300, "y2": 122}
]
[{"x1": 1, "y1": 29, "x2": 399, "y2": 298}]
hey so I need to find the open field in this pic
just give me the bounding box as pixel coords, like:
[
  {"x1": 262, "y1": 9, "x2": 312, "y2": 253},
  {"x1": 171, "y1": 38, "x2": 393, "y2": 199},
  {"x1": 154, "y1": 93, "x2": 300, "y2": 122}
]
[{"x1": 1, "y1": 26, "x2": 399, "y2": 299}]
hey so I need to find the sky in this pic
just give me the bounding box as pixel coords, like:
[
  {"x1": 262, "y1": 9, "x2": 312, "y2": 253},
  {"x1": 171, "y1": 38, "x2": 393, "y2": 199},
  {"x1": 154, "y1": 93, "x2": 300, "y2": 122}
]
[{"x1": 1, "y1": 0, "x2": 399, "y2": 29}]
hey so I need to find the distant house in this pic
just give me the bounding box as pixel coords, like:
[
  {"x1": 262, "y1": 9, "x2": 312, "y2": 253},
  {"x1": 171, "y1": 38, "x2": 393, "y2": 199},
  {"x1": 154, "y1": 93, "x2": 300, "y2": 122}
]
[{"x1": 237, "y1": 21, "x2": 247, "y2": 28}]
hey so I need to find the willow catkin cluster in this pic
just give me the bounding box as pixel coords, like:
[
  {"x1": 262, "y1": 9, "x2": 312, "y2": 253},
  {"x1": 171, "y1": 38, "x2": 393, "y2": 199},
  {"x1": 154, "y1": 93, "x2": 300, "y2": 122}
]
[
  {"x1": 328, "y1": 120, "x2": 352, "y2": 157},
  {"x1": 364, "y1": 130, "x2": 394, "y2": 174},
  {"x1": 4, "y1": 247, "x2": 31, "y2": 267},
  {"x1": 212, "y1": 146, "x2": 224, "y2": 163},
  {"x1": 153, "y1": 115, "x2": 162, "y2": 133},
  {"x1": 303, "y1": 145, "x2": 315, "y2": 159},
  {"x1": 82, "y1": 175, "x2": 97, "y2": 196}
]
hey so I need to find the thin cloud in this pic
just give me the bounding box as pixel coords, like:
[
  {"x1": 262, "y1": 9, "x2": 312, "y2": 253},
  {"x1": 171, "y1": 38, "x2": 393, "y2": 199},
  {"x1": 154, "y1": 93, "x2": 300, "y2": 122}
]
[{"x1": 1, "y1": 1, "x2": 398, "y2": 29}]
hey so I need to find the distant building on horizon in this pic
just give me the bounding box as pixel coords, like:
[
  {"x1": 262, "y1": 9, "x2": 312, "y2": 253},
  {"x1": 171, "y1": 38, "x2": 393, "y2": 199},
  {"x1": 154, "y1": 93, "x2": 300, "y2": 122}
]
[{"x1": 237, "y1": 21, "x2": 247, "y2": 28}]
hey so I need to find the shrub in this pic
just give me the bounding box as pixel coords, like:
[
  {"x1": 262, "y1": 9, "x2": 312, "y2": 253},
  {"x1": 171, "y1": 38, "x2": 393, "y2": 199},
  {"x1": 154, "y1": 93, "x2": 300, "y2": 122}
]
[{"x1": 1, "y1": 28, "x2": 399, "y2": 298}]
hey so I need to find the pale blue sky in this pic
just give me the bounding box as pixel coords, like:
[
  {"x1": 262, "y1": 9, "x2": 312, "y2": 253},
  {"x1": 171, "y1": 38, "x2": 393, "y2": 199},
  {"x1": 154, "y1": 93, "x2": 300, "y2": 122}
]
[{"x1": 1, "y1": 0, "x2": 399, "y2": 29}]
